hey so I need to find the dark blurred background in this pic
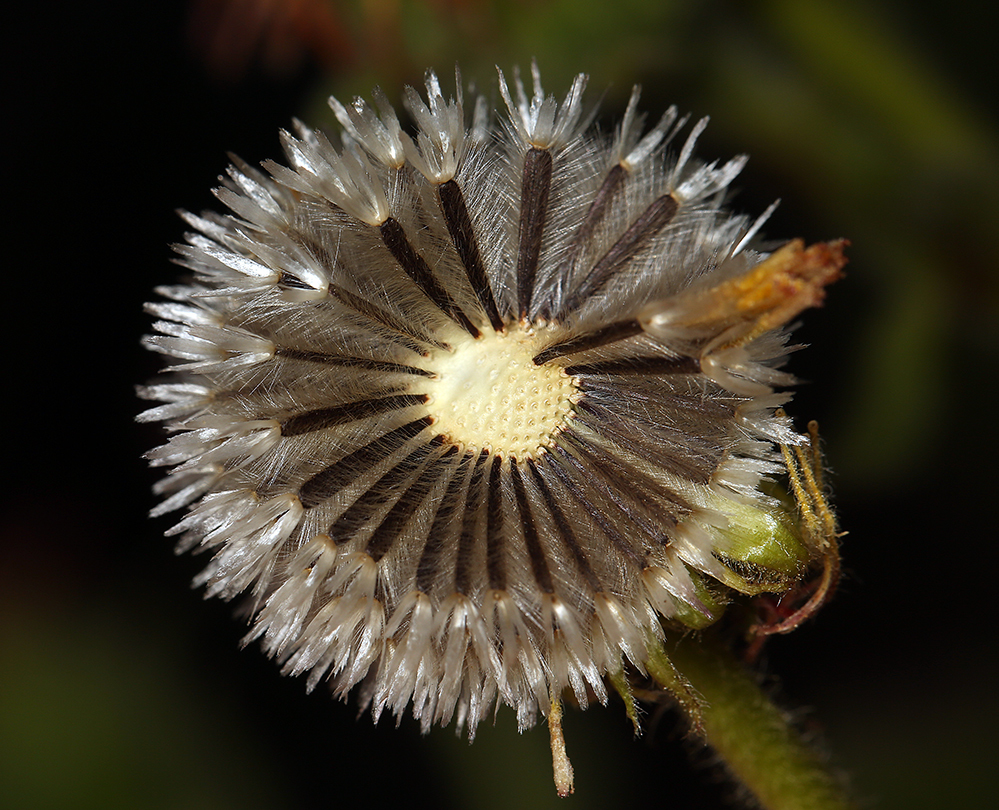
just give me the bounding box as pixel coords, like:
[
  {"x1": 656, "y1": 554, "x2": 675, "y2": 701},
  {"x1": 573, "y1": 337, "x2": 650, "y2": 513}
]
[{"x1": 4, "y1": 1, "x2": 997, "y2": 808}]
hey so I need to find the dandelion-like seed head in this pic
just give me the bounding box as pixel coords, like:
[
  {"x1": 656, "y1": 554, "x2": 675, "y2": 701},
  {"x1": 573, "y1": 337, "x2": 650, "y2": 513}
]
[{"x1": 141, "y1": 64, "x2": 845, "y2": 786}]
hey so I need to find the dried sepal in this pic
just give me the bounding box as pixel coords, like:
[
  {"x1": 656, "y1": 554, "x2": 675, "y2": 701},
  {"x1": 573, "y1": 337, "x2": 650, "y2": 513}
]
[{"x1": 750, "y1": 417, "x2": 843, "y2": 641}]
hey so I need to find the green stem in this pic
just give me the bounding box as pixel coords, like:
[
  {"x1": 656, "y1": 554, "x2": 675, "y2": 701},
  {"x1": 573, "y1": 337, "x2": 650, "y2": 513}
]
[{"x1": 668, "y1": 636, "x2": 854, "y2": 810}]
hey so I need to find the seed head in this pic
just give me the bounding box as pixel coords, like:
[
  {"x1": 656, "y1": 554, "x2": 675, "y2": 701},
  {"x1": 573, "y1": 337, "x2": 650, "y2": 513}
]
[{"x1": 140, "y1": 65, "x2": 845, "y2": 752}]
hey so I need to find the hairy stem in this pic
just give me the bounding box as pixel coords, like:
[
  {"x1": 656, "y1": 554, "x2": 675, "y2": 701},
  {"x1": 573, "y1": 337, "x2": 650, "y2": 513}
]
[{"x1": 669, "y1": 636, "x2": 854, "y2": 810}]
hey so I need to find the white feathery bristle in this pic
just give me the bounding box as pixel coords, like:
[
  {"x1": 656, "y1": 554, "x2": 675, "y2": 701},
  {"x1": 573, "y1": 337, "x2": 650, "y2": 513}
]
[
  {"x1": 498, "y1": 63, "x2": 588, "y2": 149},
  {"x1": 613, "y1": 87, "x2": 681, "y2": 171},
  {"x1": 401, "y1": 69, "x2": 467, "y2": 183},
  {"x1": 329, "y1": 89, "x2": 406, "y2": 169}
]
